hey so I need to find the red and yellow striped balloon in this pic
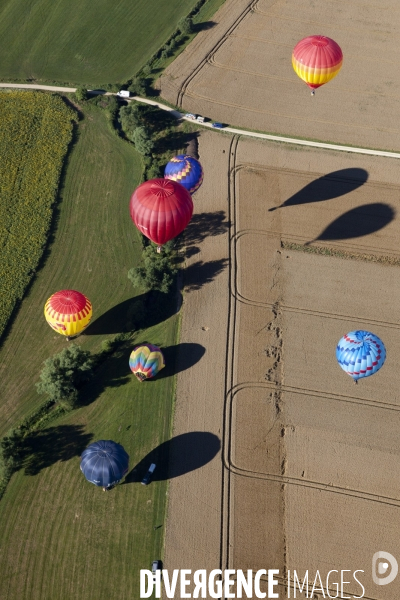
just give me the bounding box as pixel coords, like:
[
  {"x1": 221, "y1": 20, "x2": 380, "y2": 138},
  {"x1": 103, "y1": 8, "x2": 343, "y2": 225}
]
[
  {"x1": 292, "y1": 35, "x2": 343, "y2": 90},
  {"x1": 44, "y1": 290, "x2": 92, "y2": 337}
]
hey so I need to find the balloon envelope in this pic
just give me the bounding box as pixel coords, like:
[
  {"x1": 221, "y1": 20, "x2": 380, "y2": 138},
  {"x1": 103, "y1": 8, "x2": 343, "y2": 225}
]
[
  {"x1": 292, "y1": 35, "x2": 343, "y2": 89},
  {"x1": 129, "y1": 178, "x2": 193, "y2": 246},
  {"x1": 129, "y1": 343, "x2": 165, "y2": 381},
  {"x1": 336, "y1": 330, "x2": 386, "y2": 381},
  {"x1": 80, "y1": 440, "x2": 129, "y2": 487},
  {"x1": 164, "y1": 155, "x2": 204, "y2": 194},
  {"x1": 44, "y1": 290, "x2": 92, "y2": 336}
]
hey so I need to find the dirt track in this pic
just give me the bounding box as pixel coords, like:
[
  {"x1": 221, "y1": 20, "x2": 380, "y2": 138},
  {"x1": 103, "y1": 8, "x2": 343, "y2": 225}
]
[
  {"x1": 166, "y1": 129, "x2": 400, "y2": 598},
  {"x1": 160, "y1": 0, "x2": 400, "y2": 152}
]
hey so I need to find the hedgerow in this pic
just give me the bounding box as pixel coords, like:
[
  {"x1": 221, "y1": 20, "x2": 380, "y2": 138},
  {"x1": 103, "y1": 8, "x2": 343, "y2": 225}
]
[{"x1": 0, "y1": 91, "x2": 76, "y2": 341}]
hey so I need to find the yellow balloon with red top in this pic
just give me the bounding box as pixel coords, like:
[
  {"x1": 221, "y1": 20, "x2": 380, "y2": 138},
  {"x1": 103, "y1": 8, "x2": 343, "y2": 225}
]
[
  {"x1": 44, "y1": 290, "x2": 92, "y2": 337},
  {"x1": 292, "y1": 35, "x2": 343, "y2": 90}
]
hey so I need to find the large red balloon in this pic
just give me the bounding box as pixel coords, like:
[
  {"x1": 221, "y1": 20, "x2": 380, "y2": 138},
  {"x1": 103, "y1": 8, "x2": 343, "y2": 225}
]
[{"x1": 129, "y1": 178, "x2": 193, "y2": 245}]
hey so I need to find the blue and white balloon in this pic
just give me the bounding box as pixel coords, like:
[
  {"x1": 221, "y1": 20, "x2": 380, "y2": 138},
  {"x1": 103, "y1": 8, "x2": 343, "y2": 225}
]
[{"x1": 336, "y1": 330, "x2": 386, "y2": 381}]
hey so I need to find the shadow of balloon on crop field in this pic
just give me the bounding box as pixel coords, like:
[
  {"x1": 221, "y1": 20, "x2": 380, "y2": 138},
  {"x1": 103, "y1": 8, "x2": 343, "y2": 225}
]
[
  {"x1": 20, "y1": 425, "x2": 93, "y2": 476},
  {"x1": 308, "y1": 202, "x2": 395, "y2": 243},
  {"x1": 185, "y1": 245, "x2": 201, "y2": 259},
  {"x1": 154, "y1": 343, "x2": 206, "y2": 380},
  {"x1": 193, "y1": 20, "x2": 217, "y2": 32},
  {"x1": 124, "y1": 431, "x2": 220, "y2": 483},
  {"x1": 86, "y1": 289, "x2": 182, "y2": 336},
  {"x1": 269, "y1": 168, "x2": 369, "y2": 212},
  {"x1": 184, "y1": 258, "x2": 229, "y2": 292},
  {"x1": 184, "y1": 211, "x2": 230, "y2": 246}
]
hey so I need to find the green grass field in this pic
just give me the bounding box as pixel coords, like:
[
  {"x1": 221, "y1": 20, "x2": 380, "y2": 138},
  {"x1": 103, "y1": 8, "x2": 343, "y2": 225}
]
[
  {"x1": 0, "y1": 101, "x2": 181, "y2": 599},
  {"x1": 0, "y1": 0, "x2": 199, "y2": 86}
]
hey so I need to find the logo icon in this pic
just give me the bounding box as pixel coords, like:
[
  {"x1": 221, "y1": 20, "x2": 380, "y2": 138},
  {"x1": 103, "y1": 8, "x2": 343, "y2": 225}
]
[{"x1": 372, "y1": 551, "x2": 398, "y2": 585}]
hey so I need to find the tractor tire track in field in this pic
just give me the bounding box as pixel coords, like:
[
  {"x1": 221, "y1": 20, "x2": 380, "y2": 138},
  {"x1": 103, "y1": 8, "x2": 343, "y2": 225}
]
[{"x1": 176, "y1": 0, "x2": 257, "y2": 107}]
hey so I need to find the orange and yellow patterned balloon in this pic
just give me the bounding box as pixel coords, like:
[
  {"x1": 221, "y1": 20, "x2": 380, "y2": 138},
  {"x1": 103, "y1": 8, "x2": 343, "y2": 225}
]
[
  {"x1": 292, "y1": 35, "x2": 343, "y2": 90},
  {"x1": 44, "y1": 290, "x2": 92, "y2": 337}
]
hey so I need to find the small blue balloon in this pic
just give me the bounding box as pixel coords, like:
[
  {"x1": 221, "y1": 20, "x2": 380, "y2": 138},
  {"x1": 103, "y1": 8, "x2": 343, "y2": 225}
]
[{"x1": 336, "y1": 330, "x2": 386, "y2": 381}]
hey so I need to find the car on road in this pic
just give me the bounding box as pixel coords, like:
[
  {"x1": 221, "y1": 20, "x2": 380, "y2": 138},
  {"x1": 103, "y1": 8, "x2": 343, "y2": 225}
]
[
  {"x1": 212, "y1": 122, "x2": 224, "y2": 128},
  {"x1": 152, "y1": 560, "x2": 163, "y2": 581},
  {"x1": 117, "y1": 90, "x2": 131, "y2": 98},
  {"x1": 184, "y1": 113, "x2": 196, "y2": 120},
  {"x1": 196, "y1": 115, "x2": 205, "y2": 123},
  {"x1": 141, "y1": 463, "x2": 156, "y2": 485}
]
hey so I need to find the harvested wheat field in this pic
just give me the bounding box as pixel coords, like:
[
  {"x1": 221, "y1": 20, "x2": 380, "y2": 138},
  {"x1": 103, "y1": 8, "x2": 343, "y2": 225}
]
[
  {"x1": 160, "y1": 0, "x2": 400, "y2": 152},
  {"x1": 167, "y1": 129, "x2": 400, "y2": 598}
]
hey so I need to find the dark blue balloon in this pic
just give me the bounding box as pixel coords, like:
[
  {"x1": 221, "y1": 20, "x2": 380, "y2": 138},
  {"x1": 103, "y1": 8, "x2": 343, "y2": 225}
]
[
  {"x1": 164, "y1": 154, "x2": 203, "y2": 194},
  {"x1": 80, "y1": 440, "x2": 129, "y2": 487}
]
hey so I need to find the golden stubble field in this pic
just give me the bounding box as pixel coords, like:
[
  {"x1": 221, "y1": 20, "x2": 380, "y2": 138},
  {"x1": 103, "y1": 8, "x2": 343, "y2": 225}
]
[
  {"x1": 167, "y1": 129, "x2": 400, "y2": 599},
  {"x1": 160, "y1": 0, "x2": 400, "y2": 152}
]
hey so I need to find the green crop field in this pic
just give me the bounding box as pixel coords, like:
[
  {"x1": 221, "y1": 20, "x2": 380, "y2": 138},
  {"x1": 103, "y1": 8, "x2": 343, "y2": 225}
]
[
  {"x1": 0, "y1": 91, "x2": 75, "y2": 342},
  {"x1": 0, "y1": 101, "x2": 180, "y2": 599},
  {"x1": 0, "y1": 0, "x2": 199, "y2": 86}
]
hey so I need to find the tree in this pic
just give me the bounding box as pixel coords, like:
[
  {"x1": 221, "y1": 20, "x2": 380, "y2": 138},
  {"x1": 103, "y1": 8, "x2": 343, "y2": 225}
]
[
  {"x1": 178, "y1": 17, "x2": 193, "y2": 34},
  {"x1": 142, "y1": 64, "x2": 152, "y2": 76},
  {"x1": 36, "y1": 344, "x2": 93, "y2": 408},
  {"x1": 145, "y1": 162, "x2": 163, "y2": 180},
  {"x1": 128, "y1": 243, "x2": 177, "y2": 293},
  {"x1": 75, "y1": 86, "x2": 89, "y2": 101},
  {"x1": 128, "y1": 77, "x2": 147, "y2": 96},
  {"x1": 0, "y1": 428, "x2": 24, "y2": 467},
  {"x1": 132, "y1": 126, "x2": 155, "y2": 155}
]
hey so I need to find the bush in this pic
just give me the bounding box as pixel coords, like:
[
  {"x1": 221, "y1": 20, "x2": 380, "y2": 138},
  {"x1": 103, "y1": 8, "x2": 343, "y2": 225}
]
[
  {"x1": 142, "y1": 64, "x2": 152, "y2": 76},
  {"x1": 145, "y1": 162, "x2": 163, "y2": 180},
  {"x1": 128, "y1": 77, "x2": 147, "y2": 96},
  {"x1": 75, "y1": 87, "x2": 89, "y2": 101},
  {"x1": 0, "y1": 428, "x2": 24, "y2": 466},
  {"x1": 178, "y1": 17, "x2": 193, "y2": 34}
]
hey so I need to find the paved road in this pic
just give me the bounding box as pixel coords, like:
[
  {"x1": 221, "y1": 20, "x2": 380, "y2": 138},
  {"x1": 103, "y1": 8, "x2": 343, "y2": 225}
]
[{"x1": 1, "y1": 82, "x2": 400, "y2": 159}]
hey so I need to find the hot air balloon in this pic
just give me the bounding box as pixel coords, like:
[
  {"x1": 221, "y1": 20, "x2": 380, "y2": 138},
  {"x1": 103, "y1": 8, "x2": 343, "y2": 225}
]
[
  {"x1": 44, "y1": 290, "x2": 92, "y2": 337},
  {"x1": 80, "y1": 440, "x2": 129, "y2": 490},
  {"x1": 129, "y1": 344, "x2": 165, "y2": 381},
  {"x1": 336, "y1": 330, "x2": 386, "y2": 382},
  {"x1": 164, "y1": 155, "x2": 203, "y2": 194},
  {"x1": 292, "y1": 35, "x2": 343, "y2": 95},
  {"x1": 129, "y1": 178, "x2": 193, "y2": 251}
]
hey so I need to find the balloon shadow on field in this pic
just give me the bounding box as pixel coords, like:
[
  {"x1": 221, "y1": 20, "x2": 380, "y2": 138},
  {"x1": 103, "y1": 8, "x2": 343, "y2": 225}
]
[
  {"x1": 85, "y1": 289, "x2": 182, "y2": 335},
  {"x1": 155, "y1": 343, "x2": 206, "y2": 380},
  {"x1": 308, "y1": 202, "x2": 395, "y2": 243},
  {"x1": 124, "y1": 432, "x2": 220, "y2": 483},
  {"x1": 184, "y1": 259, "x2": 229, "y2": 292},
  {"x1": 269, "y1": 168, "x2": 369, "y2": 211},
  {"x1": 19, "y1": 425, "x2": 93, "y2": 476},
  {"x1": 184, "y1": 211, "x2": 230, "y2": 246},
  {"x1": 193, "y1": 20, "x2": 217, "y2": 32}
]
